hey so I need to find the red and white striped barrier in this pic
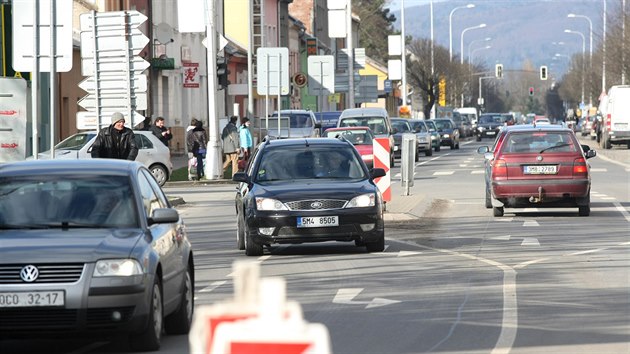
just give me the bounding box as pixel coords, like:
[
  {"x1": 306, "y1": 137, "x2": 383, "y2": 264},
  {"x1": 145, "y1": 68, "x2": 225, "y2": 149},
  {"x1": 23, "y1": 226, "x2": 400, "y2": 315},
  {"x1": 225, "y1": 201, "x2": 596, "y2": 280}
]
[{"x1": 373, "y1": 138, "x2": 391, "y2": 202}]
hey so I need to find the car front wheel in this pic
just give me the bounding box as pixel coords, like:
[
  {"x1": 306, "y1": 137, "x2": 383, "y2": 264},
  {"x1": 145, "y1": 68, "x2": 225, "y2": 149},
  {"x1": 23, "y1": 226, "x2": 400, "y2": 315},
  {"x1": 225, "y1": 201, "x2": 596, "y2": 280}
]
[
  {"x1": 365, "y1": 232, "x2": 385, "y2": 252},
  {"x1": 244, "y1": 223, "x2": 264, "y2": 256},
  {"x1": 130, "y1": 277, "x2": 163, "y2": 351},
  {"x1": 165, "y1": 264, "x2": 194, "y2": 334},
  {"x1": 236, "y1": 212, "x2": 245, "y2": 250}
]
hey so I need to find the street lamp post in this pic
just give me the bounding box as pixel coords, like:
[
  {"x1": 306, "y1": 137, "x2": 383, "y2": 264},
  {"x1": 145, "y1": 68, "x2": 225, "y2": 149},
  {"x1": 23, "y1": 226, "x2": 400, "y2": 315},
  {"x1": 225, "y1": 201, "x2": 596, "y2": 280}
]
[
  {"x1": 449, "y1": 3, "x2": 475, "y2": 61},
  {"x1": 468, "y1": 37, "x2": 491, "y2": 64},
  {"x1": 568, "y1": 13, "x2": 593, "y2": 104},
  {"x1": 565, "y1": 29, "x2": 586, "y2": 105},
  {"x1": 461, "y1": 24, "x2": 486, "y2": 64},
  {"x1": 470, "y1": 45, "x2": 491, "y2": 65}
]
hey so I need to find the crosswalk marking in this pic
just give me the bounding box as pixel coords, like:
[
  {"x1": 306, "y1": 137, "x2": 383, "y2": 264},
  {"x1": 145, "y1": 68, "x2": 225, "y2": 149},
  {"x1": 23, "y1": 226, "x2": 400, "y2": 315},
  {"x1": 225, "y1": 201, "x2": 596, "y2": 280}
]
[{"x1": 433, "y1": 171, "x2": 455, "y2": 175}]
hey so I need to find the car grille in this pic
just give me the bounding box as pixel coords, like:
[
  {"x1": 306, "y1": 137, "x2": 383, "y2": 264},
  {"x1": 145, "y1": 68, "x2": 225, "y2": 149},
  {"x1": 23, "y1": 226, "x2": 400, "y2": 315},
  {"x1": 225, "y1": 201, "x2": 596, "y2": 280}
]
[
  {"x1": 278, "y1": 225, "x2": 358, "y2": 237},
  {"x1": 285, "y1": 199, "x2": 347, "y2": 211},
  {"x1": 0, "y1": 264, "x2": 85, "y2": 284},
  {"x1": 0, "y1": 307, "x2": 135, "y2": 331}
]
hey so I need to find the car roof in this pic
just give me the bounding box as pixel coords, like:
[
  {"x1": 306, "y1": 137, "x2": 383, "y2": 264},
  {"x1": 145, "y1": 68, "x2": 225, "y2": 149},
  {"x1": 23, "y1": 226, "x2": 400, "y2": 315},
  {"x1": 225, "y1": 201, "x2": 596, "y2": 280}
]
[
  {"x1": 0, "y1": 159, "x2": 143, "y2": 177},
  {"x1": 325, "y1": 126, "x2": 370, "y2": 131},
  {"x1": 503, "y1": 124, "x2": 573, "y2": 133},
  {"x1": 263, "y1": 137, "x2": 353, "y2": 148},
  {"x1": 339, "y1": 107, "x2": 388, "y2": 117}
]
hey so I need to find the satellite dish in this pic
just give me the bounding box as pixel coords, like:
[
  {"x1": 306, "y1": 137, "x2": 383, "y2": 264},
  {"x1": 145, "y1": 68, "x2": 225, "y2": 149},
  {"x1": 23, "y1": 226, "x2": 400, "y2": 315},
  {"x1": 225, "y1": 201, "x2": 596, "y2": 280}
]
[{"x1": 156, "y1": 23, "x2": 173, "y2": 44}]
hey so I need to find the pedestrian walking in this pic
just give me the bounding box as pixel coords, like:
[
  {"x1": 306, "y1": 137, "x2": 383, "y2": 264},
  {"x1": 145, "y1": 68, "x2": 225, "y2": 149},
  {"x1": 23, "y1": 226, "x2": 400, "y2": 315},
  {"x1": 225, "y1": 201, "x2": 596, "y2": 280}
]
[
  {"x1": 187, "y1": 120, "x2": 208, "y2": 180},
  {"x1": 221, "y1": 116, "x2": 240, "y2": 177},
  {"x1": 150, "y1": 116, "x2": 173, "y2": 146},
  {"x1": 91, "y1": 112, "x2": 138, "y2": 160},
  {"x1": 239, "y1": 117, "x2": 253, "y2": 168}
]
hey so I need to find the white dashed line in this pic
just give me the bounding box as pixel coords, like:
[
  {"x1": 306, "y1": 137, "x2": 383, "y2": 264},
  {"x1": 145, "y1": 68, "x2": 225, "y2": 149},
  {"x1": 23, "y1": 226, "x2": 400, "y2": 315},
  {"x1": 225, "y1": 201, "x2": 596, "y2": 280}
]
[{"x1": 433, "y1": 171, "x2": 455, "y2": 175}]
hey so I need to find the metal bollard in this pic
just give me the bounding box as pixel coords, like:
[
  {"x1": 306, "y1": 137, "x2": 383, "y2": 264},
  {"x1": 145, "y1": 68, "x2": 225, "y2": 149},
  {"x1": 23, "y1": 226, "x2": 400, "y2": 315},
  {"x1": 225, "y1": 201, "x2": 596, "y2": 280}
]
[{"x1": 401, "y1": 133, "x2": 416, "y2": 196}]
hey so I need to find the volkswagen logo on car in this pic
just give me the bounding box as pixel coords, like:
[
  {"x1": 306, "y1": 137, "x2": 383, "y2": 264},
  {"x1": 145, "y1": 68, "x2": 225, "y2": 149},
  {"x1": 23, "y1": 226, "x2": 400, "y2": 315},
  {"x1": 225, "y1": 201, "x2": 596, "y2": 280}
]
[{"x1": 20, "y1": 265, "x2": 39, "y2": 282}]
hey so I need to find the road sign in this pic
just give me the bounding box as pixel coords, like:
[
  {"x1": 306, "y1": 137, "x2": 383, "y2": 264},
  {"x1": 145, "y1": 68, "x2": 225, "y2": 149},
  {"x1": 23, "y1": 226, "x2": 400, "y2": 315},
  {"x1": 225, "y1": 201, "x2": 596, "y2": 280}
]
[
  {"x1": 79, "y1": 10, "x2": 148, "y2": 32},
  {"x1": 307, "y1": 55, "x2": 335, "y2": 96},
  {"x1": 388, "y1": 59, "x2": 402, "y2": 81},
  {"x1": 79, "y1": 75, "x2": 148, "y2": 93},
  {"x1": 374, "y1": 138, "x2": 391, "y2": 202},
  {"x1": 257, "y1": 47, "x2": 290, "y2": 96},
  {"x1": 78, "y1": 92, "x2": 148, "y2": 111},
  {"x1": 76, "y1": 110, "x2": 146, "y2": 130},
  {"x1": 80, "y1": 28, "x2": 150, "y2": 57},
  {"x1": 78, "y1": 10, "x2": 150, "y2": 130},
  {"x1": 12, "y1": 0, "x2": 73, "y2": 72},
  {"x1": 0, "y1": 78, "x2": 28, "y2": 162}
]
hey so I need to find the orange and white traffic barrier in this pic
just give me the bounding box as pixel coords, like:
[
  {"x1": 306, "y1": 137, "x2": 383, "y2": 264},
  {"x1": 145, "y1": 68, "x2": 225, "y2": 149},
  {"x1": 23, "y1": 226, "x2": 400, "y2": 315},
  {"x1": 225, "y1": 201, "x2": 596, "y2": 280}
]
[{"x1": 373, "y1": 137, "x2": 391, "y2": 202}]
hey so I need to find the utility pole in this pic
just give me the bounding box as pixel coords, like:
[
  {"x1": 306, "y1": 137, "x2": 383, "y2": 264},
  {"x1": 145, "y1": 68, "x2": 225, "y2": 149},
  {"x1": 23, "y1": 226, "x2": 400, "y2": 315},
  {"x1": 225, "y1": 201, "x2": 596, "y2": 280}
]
[
  {"x1": 346, "y1": 0, "x2": 354, "y2": 108},
  {"x1": 205, "y1": 0, "x2": 221, "y2": 179}
]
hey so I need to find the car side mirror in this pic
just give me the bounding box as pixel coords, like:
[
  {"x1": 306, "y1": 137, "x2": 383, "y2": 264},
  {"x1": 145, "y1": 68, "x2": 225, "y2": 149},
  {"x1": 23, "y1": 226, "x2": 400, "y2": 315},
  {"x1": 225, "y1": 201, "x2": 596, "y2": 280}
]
[
  {"x1": 149, "y1": 208, "x2": 179, "y2": 225},
  {"x1": 232, "y1": 172, "x2": 249, "y2": 183},
  {"x1": 477, "y1": 146, "x2": 490, "y2": 154},
  {"x1": 371, "y1": 168, "x2": 386, "y2": 179}
]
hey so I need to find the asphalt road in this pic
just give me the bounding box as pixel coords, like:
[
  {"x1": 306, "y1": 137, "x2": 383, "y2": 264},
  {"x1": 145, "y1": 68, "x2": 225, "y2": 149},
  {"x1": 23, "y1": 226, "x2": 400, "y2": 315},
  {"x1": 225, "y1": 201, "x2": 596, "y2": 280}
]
[{"x1": 3, "y1": 137, "x2": 628, "y2": 354}]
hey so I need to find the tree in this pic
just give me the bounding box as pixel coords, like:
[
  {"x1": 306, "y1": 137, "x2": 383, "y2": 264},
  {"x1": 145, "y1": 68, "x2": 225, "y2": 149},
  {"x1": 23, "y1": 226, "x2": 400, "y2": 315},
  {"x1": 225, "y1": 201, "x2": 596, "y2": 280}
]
[{"x1": 352, "y1": 0, "x2": 396, "y2": 63}]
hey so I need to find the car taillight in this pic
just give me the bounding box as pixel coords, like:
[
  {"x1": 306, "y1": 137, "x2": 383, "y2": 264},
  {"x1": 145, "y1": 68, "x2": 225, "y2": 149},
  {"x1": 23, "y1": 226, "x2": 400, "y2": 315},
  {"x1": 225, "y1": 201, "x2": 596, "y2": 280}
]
[
  {"x1": 573, "y1": 157, "x2": 588, "y2": 175},
  {"x1": 606, "y1": 114, "x2": 612, "y2": 132},
  {"x1": 492, "y1": 158, "x2": 507, "y2": 177}
]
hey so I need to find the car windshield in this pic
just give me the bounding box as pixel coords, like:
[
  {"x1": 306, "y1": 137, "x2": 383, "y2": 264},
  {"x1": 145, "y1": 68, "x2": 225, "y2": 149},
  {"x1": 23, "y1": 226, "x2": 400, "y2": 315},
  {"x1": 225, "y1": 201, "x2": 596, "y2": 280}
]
[
  {"x1": 479, "y1": 115, "x2": 504, "y2": 124},
  {"x1": 55, "y1": 133, "x2": 95, "y2": 150},
  {"x1": 434, "y1": 120, "x2": 453, "y2": 130},
  {"x1": 503, "y1": 132, "x2": 578, "y2": 153},
  {"x1": 410, "y1": 121, "x2": 428, "y2": 133},
  {"x1": 265, "y1": 113, "x2": 313, "y2": 129},
  {"x1": 0, "y1": 176, "x2": 139, "y2": 229},
  {"x1": 339, "y1": 117, "x2": 387, "y2": 135},
  {"x1": 325, "y1": 129, "x2": 373, "y2": 145},
  {"x1": 256, "y1": 146, "x2": 367, "y2": 182},
  {"x1": 391, "y1": 120, "x2": 411, "y2": 133}
]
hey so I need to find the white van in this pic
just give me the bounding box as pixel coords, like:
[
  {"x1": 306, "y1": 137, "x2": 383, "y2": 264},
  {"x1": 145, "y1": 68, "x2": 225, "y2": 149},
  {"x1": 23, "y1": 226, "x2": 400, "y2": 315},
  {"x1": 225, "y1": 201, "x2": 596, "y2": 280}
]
[
  {"x1": 337, "y1": 107, "x2": 395, "y2": 166},
  {"x1": 455, "y1": 107, "x2": 479, "y2": 126},
  {"x1": 601, "y1": 85, "x2": 630, "y2": 149}
]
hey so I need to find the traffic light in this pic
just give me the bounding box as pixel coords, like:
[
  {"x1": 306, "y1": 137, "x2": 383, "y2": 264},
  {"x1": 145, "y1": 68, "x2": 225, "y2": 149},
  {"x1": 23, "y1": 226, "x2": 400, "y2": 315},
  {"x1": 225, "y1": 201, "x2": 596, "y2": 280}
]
[
  {"x1": 216, "y1": 56, "x2": 230, "y2": 89},
  {"x1": 540, "y1": 65, "x2": 548, "y2": 80},
  {"x1": 528, "y1": 87, "x2": 534, "y2": 96},
  {"x1": 495, "y1": 64, "x2": 503, "y2": 79}
]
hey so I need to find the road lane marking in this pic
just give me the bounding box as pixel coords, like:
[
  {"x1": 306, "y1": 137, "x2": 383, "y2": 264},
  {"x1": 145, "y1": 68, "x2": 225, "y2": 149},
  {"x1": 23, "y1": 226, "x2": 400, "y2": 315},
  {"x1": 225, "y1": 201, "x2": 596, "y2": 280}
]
[
  {"x1": 491, "y1": 235, "x2": 512, "y2": 240},
  {"x1": 332, "y1": 288, "x2": 401, "y2": 309},
  {"x1": 590, "y1": 168, "x2": 608, "y2": 172},
  {"x1": 522, "y1": 220, "x2": 539, "y2": 227},
  {"x1": 471, "y1": 170, "x2": 485, "y2": 174},
  {"x1": 433, "y1": 171, "x2": 455, "y2": 175},
  {"x1": 398, "y1": 250, "x2": 422, "y2": 257},
  {"x1": 397, "y1": 240, "x2": 518, "y2": 354},
  {"x1": 199, "y1": 280, "x2": 227, "y2": 293},
  {"x1": 520, "y1": 237, "x2": 540, "y2": 246},
  {"x1": 614, "y1": 201, "x2": 630, "y2": 222}
]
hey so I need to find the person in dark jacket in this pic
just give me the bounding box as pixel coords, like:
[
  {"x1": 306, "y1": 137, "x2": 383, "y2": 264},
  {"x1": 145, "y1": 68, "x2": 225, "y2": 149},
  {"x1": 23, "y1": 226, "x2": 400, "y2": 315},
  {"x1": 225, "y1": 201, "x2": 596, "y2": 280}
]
[
  {"x1": 90, "y1": 112, "x2": 139, "y2": 160},
  {"x1": 187, "y1": 120, "x2": 208, "y2": 180},
  {"x1": 150, "y1": 116, "x2": 173, "y2": 146}
]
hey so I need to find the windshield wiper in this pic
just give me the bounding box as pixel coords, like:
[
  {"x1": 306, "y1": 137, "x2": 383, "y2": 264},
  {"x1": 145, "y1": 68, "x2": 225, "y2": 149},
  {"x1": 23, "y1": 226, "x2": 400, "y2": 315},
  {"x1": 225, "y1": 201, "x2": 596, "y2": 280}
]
[{"x1": 539, "y1": 143, "x2": 571, "y2": 153}]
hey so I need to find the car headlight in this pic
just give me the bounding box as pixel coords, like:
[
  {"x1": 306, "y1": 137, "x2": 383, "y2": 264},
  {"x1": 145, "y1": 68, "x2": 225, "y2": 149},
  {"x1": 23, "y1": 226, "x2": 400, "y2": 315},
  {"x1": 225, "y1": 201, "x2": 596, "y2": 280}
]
[
  {"x1": 417, "y1": 137, "x2": 427, "y2": 142},
  {"x1": 94, "y1": 259, "x2": 143, "y2": 277},
  {"x1": 477, "y1": 126, "x2": 485, "y2": 132},
  {"x1": 256, "y1": 197, "x2": 288, "y2": 211},
  {"x1": 430, "y1": 135, "x2": 437, "y2": 140},
  {"x1": 346, "y1": 193, "x2": 375, "y2": 208},
  {"x1": 443, "y1": 134, "x2": 450, "y2": 138}
]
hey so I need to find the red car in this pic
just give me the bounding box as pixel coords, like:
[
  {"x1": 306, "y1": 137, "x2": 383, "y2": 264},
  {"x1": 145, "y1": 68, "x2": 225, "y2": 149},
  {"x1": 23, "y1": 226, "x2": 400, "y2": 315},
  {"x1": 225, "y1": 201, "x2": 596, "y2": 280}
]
[
  {"x1": 324, "y1": 127, "x2": 374, "y2": 169},
  {"x1": 480, "y1": 124, "x2": 597, "y2": 217}
]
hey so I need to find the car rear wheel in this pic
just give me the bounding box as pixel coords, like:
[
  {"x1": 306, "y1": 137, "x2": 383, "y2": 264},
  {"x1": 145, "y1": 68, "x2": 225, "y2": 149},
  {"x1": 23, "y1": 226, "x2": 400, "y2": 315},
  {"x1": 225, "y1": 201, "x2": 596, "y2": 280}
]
[
  {"x1": 165, "y1": 264, "x2": 194, "y2": 334},
  {"x1": 434, "y1": 145, "x2": 440, "y2": 152},
  {"x1": 492, "y1": 206, "x2": 504, "y2": 217},
  {"x1": 236, "y1": 212, "x2": 245, "y2": 250},
  {"x1": 365, "y1": 232, "x2": 385, "y2": 252},
  {"x1": 578, "y1": 205, "x2": 590, "y2": 216},
  {"x1": 455, "y1": 141, "x2": 460, "y2": 149},
  {"x1": 425, "y1": 148, "x2": 433, "y2": 156},
  {"x1": 130, "y1": 277, "x2": 163, "y2": 351},
  {"x1": 150, "y1": 164, "x2": 169, "y2": 186},
  {"x1": 244, "y1": 224, "x2": 263, "y2": 256}
]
